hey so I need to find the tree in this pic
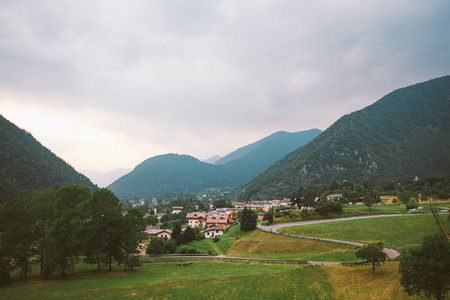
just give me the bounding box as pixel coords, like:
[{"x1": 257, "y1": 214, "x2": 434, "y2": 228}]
[
  {"x1": 363, "y1": 192, "x2": 376, "y2": 210},
  {"x1": 0, "y1": 191, "x2": 37, "y2": 279},
  {"x1": 262, "y1": 208, "x2": 274, "y2": 224},
  {"x1": 406, "y1": 197, "x2": 419, "y2": 210},
  {"x1": 302, "y1": 188, "x2": 317, "y2": 208},
  {"x1": 399, "y1": 234, "x2": 450, "y2": 300},
  {"x1": 214, "y1": 199, "x2": 233, "y2": 208},
  {"x1": 145, "y1": 215, "x2": 158, "y2": 226},
  {"x1": 121, "y1": 208, "x2": 146, "y2": 270},
  {"x1": 146, "y1": 237, "x2": 165, "y2": 256},
  {"x1": 46, "y1": 185, "x2": 92, "y2": 275},
  {"x1": 86, "y1": 188, "x2": 123, "y2": 272},
  {"x1": 171, "y1": 222, "x2": 182, "y2": 244},
  {"x1": 164, "y1": 239, "x2": 177, "y2": 254},
  {"x1": 355, "y1": 242, "x2": 388, "y2": 275},
  {"x1": 316, "y1": 200, "x2": 343, "y2": 216},
  {"x1": 182, "y1": 226, "x2": 196, "y2": 243},
  {"x1": 240, "y1": 207, "x2": 258, "y2": 231}
]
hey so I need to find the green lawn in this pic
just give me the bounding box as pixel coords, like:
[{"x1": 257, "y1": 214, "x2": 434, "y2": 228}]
[
  {"x1": 183, "y1": 226, "x2": 359, "y2": 262},
  {"x1": 279, "y1": 214, "x2": 448, "y2": 251},
  {"x1": 2, "y1": 261, "x2": 333, "y2": 299},
  {"x1": 1, "y1": 260, "x2": 417, "y2": 299}
]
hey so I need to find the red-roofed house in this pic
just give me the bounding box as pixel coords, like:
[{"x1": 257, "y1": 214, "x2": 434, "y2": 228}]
[{"x1": 206, "y1": 214, "x2": 229, "y2": 229}]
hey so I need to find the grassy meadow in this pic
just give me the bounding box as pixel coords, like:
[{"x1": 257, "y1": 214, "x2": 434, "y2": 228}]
[
  {"x1": 2, "y1": 260, "x2": 419, "y2": 300},
  {"x1": 185, "y1": 225, "x2": 359, "y2": 262},
  {"x1": 279, "y1": 214, "x2": 448, "y2": 251}
]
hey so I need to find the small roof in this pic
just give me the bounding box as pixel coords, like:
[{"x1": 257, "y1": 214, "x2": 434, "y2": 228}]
[
  {"x1": 206, "y1": 214, "x2": 228, "y2": 224},
  {"x1": 145, "y1": 226, "x2": 172, "y2": 235},
  {"x1": 186, "y1": 212, "x2": 207, "y2": 219},
  {"x1": 204, "y1": 226, "x2": 224, "y2": 232}
]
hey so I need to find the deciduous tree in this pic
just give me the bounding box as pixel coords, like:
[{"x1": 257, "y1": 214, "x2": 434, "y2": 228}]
[
  {"x1": 399, "y1": 234, "x2": 450, "y2": 300},
  {"x1": 355, "y1": 242, "x2": 388, "y2": 275}
]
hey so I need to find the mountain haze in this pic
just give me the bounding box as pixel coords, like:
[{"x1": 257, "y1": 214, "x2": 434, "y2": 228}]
[
  {"x1": 214, "y1": 129, "x2": 322, "y2": 165},
  {"x1": 233, "y1": 75, "x2": 450, "y2": 200},
  {"x1": 108, "y1": 129, "x2": 321, "y2": 199},
  {"x1": 82, "y1": 168, "x2": 132, "y2": 188},
  {"x1": 0, "y1": 115, "x2": 98, "y2": 203}
]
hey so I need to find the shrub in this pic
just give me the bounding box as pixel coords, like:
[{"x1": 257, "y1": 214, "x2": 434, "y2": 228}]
[
  {"x1": 301, "y1": 208, "x2": 310, "y2": 219},
  {"x1": 213, "y1": 236, "x2": 220, "y2": 243},
  {"x1": 406, "y1": 197, "x2": 419, "y2": 210}
]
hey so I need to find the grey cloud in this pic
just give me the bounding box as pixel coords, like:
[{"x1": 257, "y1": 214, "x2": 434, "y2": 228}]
[{"x1": 1, "y1": 1, "x2": 450, "y2": 169}]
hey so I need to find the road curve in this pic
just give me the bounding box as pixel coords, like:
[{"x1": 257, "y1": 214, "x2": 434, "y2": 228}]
[{"x1": 258, "y1": 214, "x2": 405, "y2": 259}]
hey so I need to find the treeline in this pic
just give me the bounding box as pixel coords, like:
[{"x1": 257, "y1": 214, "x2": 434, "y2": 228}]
[
  {"x1": 290, "y1": 173, "x2": 450, "y2": 204},
  {"x1": 0, "y1": 185, "x2": 145, "y2": 284}
]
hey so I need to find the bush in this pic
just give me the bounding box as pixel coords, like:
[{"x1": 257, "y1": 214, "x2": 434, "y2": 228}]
[
  {"x1": 177, "y1": 247, "x2": 202, "y2": 255},
  {"x1": 213, "y1": 236, "x2": 220, "y2": 243},
  {"x1": 406, "y1": 197, "x2": 419, "y2": 210},
  {"x1": 124, "y1": 255, "x2": 140, "y2": 271},
  {"x1": 316, "y1": 201, "x2": 343, "y2": 216},
  {"x1": 301, "y1": 208, "x2": 310, "y2": 219}
]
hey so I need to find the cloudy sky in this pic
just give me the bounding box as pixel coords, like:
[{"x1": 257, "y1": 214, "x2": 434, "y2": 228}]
[{"x1": 1, "y1": 1, "x2": 450, "y2": 174}]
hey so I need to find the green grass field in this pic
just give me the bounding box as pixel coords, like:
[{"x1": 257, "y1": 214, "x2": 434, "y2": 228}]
[
  {"x1": 279, "y1": 214, "x2": 448, "y2": 251},
  {"x1": 2, "y1": 260, "x2": 418, "y2": 299},
  {"x1": 184, "y1": 225, "x2": 359, "y2": 262}
]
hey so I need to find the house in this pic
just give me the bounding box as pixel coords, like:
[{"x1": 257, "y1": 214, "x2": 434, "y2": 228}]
[
  {"x1": 145, "y1": 226, "x2": 172, "y2": 240},
  {"x1": 225, "y1": 207, "x2": 243, "y2": 219},
  {"x1": 186, "y1": 212, "x2": 207, "y2": 230},
  {"x1": 203, "y1": 226, "x2": 224, "y2": 239},
  {"x1": 232, "y1": 202, "x2": 247, "y2": 208},
  {"x1": 327, "y1": 194, "x2": 343, "y2": 201},
  {"x1": 206, "y1": 213, "x2": 229, "y2": 229},
  {"x1": 172, "y1": 206, "x2": 183, "y2": 214}
]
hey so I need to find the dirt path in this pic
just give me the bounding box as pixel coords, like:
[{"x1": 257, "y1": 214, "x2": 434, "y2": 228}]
[
  {"x1": 141, "y1": 255, "x2": 341, "y2": 265},
  {"x1": 257, "y1": 214, "x2": 406, "y2": 259}
]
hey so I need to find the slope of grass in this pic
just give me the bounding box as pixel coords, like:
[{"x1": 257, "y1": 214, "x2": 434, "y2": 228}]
[
  {"x1": 280, "y1": 214, "x2": 447, "y2": 251},
  {"x1": 224, "y1": 229, "x2": 358, "y2": 262},
  {"x1": 2, "y1": 261, "x2": 417, "y2": 299}
]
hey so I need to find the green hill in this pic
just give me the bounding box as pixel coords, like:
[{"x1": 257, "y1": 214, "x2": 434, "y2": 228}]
[
  {"x1": 107, "y1": 154, "x2": 242, "y2": 198},
  {"x1": 108, "y1": 129, "x2": 320, "y2": 199},
  {"x1": 233, "y1": 75, "x2": 450, "y2": 200},
  {"x1": 0, "y1": 115, "x2": 97, "y2": 203}
]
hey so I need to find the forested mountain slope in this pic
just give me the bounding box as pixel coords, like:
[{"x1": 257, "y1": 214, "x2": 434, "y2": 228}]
[
  {"x1": 214, "y1": 129, "x2": 321, "y2": 165},
  {"x1": 108, "y1": 129, "x2": 321, "y2": 199},
  {"x1": 107, "y1": 154, "x2": 242, "y2": 199},
  {"x1": 233, "y1": 75, "x2": 450, "y2": 200},
  {"x1": 0, "y1": 115, "x2": 97, "y2": 203}
]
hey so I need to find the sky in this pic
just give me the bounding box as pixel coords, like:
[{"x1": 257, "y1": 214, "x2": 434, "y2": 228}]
[{"x1": 1, "y1": 1, "x2": 450, "y2": 174}]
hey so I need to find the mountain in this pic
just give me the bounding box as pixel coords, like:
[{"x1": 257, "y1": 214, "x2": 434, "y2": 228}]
[
  {"x1": 82, "y1": 168, "x2": 132, "y2": 188},
  {"x1": 233, "y1": 75, "x2": 450, "y2": 201},
  {"x1": 0, "y1": 115, "x2": 98, "y2": 203},
  {"x1": 215, "y1": 129, "x2": 322, "y2": 165},
  {"x1": 201, "y1": 155, "x2": 221, "y2": 164},
  {"x1": 108, "y1": 129, "x2": 321, "y2": 199},
  {"x1": 107, "y1": 154, "x2": 242, "y2": 199}
]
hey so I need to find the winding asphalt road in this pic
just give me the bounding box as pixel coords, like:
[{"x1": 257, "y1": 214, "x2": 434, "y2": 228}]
[{"x1": 257, "y1": 214, "x2": 407, "y2": 260}]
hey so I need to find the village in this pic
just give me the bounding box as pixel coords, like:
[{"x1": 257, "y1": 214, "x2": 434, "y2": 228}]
[{"x1": 144, "y1": 198, "x2": 294, "y2": 242}]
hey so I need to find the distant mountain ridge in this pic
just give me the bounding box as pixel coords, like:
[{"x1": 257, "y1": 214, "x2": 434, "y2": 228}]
[
  {"x1": 233, "y1": 75, "x2": 450, "y2": 200},
  {"x1": 0, "y1": 115, "x2": 98, "y2": 203},
  {"x1": 108, "y1": 129, "x2": 321, "y2": 199},
  {"x1": 214, "y1": 129, "x2": 322, "y2": 165}
]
